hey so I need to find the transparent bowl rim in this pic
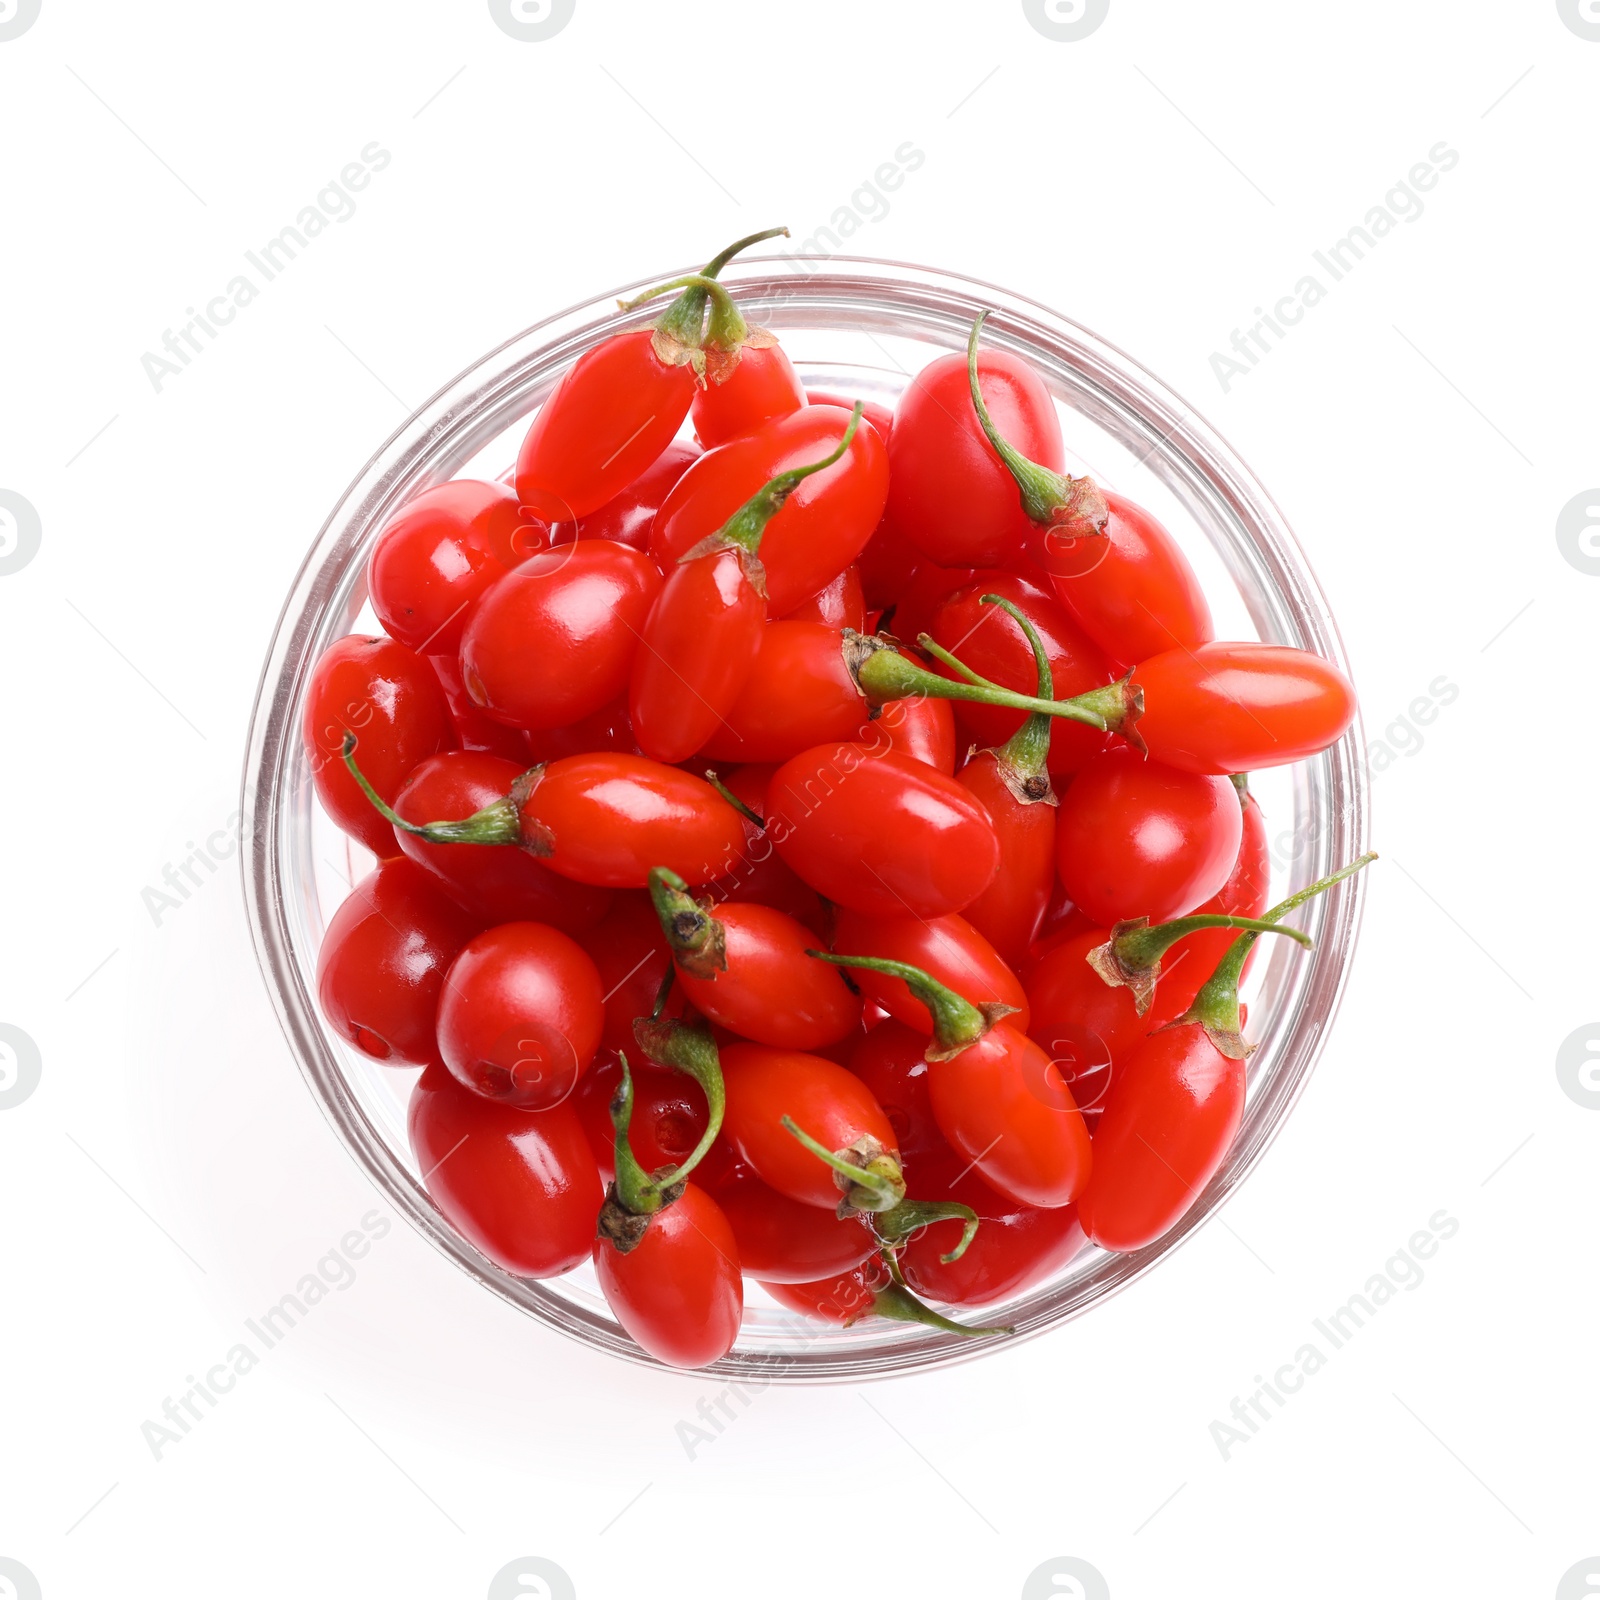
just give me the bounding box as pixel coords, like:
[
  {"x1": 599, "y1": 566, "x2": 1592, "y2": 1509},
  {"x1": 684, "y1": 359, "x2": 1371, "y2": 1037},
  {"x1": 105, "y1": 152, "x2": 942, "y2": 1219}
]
[{"x1": 241, "y1": 254, "x2": 1369, "y2": 1383}]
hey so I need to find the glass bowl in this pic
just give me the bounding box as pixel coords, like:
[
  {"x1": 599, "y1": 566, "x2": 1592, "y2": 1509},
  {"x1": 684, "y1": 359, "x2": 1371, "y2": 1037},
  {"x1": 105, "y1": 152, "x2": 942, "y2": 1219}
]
[{"x1": 242, "y1": 257, "x2": 1369, "y2": 1381}]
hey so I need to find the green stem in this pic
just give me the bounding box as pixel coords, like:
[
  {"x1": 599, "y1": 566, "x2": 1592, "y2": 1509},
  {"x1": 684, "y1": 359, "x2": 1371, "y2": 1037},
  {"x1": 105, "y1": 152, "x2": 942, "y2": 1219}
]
[
  {"x1": 806, "y1": 951, "x2": 1010, "y2": 1058},
  {"x1": 779, "y1": 1116, "x2": 905, "y2": 1214},
  {"x1": 699, "y1": 226, "x2": 790, "y2": 279},
  {"x1": 854, "y1": 643, "x2": 1134, "y2": 732},
  {"x1": 966, "y1": 312, "x2": 1110, "y2": 536},
  {"x1": 1089, "y1": 913, "x2": 1312, "y2": 1017},
  {"x1": 705, "y1": 771, "x2": 764, "y2": 830},
  {"x1": 630, "y1": 1015, "x2": 726, "y2": 1190},
  {"x1": 649, "y1": 966, "x2": 676, "y2": 1022},
  {"x1": 683, "y1": 404, "x2": 863, "y2": 565},
  {"x1": 982, "y1": 593, "x2": 1055, "y2": 795},
  {"x1": 875, "y1": 1198, "x2": 982, "y2": 1263},
  {"x1": 1111, "y1": 913, "x2": 1311, "y2": 972},
  {"x1": 624, "y1": 273, "x2": 749, "y2": 352},
  {"x1": 987, "y1": 595, "x2": 1054, "y2": 702},
  {"x1": 607, "y1": 1055, "x2": 669, "y2": 1218},
  {"x1": 341, "y1": 732, "x2": 534, "y2": 848},
  {"x1": 639, "y1": 226, "x2": 790, "y2": 353},
  {"x1": 917, "y1": 633, "x2": 1000, "y2": 689},
  {"x1": 1183, "y1": 853, "x2": 1378, "y2": 1058},
  {"x1": 624, "y1": 268, "x2": 742, "y2": 331},
  {"x1": 647, "y1": 866, "x2": 726, "y2": 980},
  {"x1": 617, "y1": 230, "x2": 788, "y2": 381},
  {"x1": 871, "y1": 1280, "x2": 1011, "y2": 1338}
]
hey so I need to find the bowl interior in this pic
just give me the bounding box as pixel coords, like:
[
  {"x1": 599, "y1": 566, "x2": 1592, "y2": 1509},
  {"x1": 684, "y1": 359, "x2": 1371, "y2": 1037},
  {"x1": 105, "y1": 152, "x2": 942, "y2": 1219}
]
[{"x1": 243, "y1": 259, "x2": 1367, "y2": 1380}]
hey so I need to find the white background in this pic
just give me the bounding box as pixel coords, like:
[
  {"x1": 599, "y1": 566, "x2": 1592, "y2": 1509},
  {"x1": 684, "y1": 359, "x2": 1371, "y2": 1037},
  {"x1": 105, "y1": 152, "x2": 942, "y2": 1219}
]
[{"x1": 2, "y1": 2, "x2": 1596, "y2": 1596}]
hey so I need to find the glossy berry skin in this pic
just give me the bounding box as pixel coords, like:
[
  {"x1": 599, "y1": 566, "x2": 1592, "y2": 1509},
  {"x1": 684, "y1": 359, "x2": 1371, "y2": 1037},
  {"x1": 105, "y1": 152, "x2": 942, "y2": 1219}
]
[
  {"x1": 435, "y1": 923, "x2": 605, "y2": 1109},
  {"x1": 390, "y1": 752, "x2": 611, "y2": 931},
  {"x1": 1076, "y1": 1023, "x2": 1245, "y2": 1253},
  {"x1": 460, "y1": 542, "x2": 662, "y2": 732},
  {"x1": 547, "y1": 439, "x2": 699, "y2": 551},
  {"x1": 1055, "y1": 747, "x2": 1242, "y2": 926},
  {"x1": 694, "y1": 624, "x2": 957, "y2": 776},
  {"x1": 691, "y1": 342, "x2": 807, "y2": 446},
  {"x1": 885, "y1": 562, "x2": 976, "y2": 646},
  {"x1": 521, "y1": 755, "x2": 748, "y2": 888},
  {"x1": 409, "y1": 1060, "x2": 600, "y2": 1278},
  {"x1": 1030, "y1": 882, "x2": 1097, "y2": 954},
  {"x1": 367, "y1": 479, "x2": 545, "y2": 656},
  {"x1": 303, "y1": 635, "x2": 453, "y2": 858},
  {"x1": 767, "y1": 743, "x2": 1001, "y2": 919},
  {"x1": 887, "y1": 346, "x2": 1061, "y2": 568},
  {"x1": 1026, "y1": 919, "x2": 1160, "y2": 1042},
  {"x1": 721, "y1": 1044, "x2": 899, "y2": 1210},
  {"x1": 830, "y1": 909, "x2": 1029, "y2": 1034},
  {"x1": 700, "y1": 623, "x2": 865, "y2": 763},
  {"x1": 316, "y1": 858, "x2": 478, "y2": 1065},
  {"x1": 868, "y1": 693, "x2": 957, "y2": 774},
  {"x1": 845, "y1": 1021, "x2": 947, "y2": 1161},
  {"x1": 804, "y1": 390, "x2": 894, "y2": 443},
  {"x1": 630, "y1": 549, "x2": 766, "y2": 764},
  {"x1": 1129, "y1": 643, "x2": 1358, "y2": 774},
  {"x1": 1157, "y1": 786, "x2": 1271, "y2": 1016},
  {"x1": 594, "y1": 1186, "x2": 743, "y2": 1368},
  {"x1": 574, "y1": 1054, "x2": 712, "y2": 1182},
  {"x1": 1040, "y1": 493, "x2": 1214, "y2": 668},
  {"x1": 652, "y1": 406, "x2": 890, "y2": 616},
  {"x1": 524, "y1": 695, "x2": 639, "y2": 764},
  {"x1": 715, "y1": 1167, "x2": 876, "y2": 1282},
  {"x1": 927, "y1": 1024, "x2": 1092, "y2": 1208},
  {"x1": 954, "y1": 753, "x2": 1057, "y2": 967},
  {"x1": 696, "y1": 765, "x2": 827, "y2": 934},
  {"x1": 575, "y1": 893, "x2": 689, "y2": 1057},
  {"x1": 1022, "y1": 927, "x2": 1156, "y2": 1129},
  {"x1": 781, "y1": 564, "x2": 866, "y2": 632},
  {"x1": 428, "y1": 653, "x2": 530, "y2": 763},
  {"x1": 898, "y1": 1151, "x2": 1087, "y2": 1307},
  {"x1": 761, "y1": 1260, "x2": 889, "y2": 1326},
  {"x1": 927, "y1": 575, "x2": 1113, "y2": 779},
  {"x1": 855, "y1": 506, "x2": 924, "y2": 611},
  {"x1": 516, "y1": 330, "x2": 696, "y2": 521},
  {"x1": 674, "y1": 902, "x2": 861, "y2": 1051}
]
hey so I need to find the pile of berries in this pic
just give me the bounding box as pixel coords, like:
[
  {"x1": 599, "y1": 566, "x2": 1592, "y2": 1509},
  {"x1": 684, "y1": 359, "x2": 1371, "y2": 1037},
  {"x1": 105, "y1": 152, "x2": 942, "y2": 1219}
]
[{"x1": 303, "y1": 230, "x2": 1367, "y2": 1368}]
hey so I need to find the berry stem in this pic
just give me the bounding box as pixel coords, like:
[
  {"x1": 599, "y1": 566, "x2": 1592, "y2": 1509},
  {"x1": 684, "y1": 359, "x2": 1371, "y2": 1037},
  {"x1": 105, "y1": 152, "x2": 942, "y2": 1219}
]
[
  {"x1": 966, "y1": 312, "x2": 1109, "y2": 537},
  {"x1": 699, "y1": 226, "x2": 791, "y2": 279},
  {"x1": 705, "y1": 772, "x2": 764, "y2": 829},
  {"x1": 341, "y1": 733, "x2": 538, "y2": 849},
  {"x1": 981, "y1": 593, "x2": 1055, "y2": 796},
  {"x1": 853, "y1": 639, "x2": 1137, "y2": 733},
  {"x1": 630, "y1": 1015, "x2": 727, "y2": 1191},
  {"x1": 624, "y1": 228, "x2": 789, "y2": 363},
  {"x1": 681, "y1": 405, "x2": 863, "y2": 573},
  {"x1": 1088, "y1": 913, "x2": 1311, "y2": 1016},
  {"x1": 916, "y1": 633, "x2": 1000, "y2": 689},
  {"x1": 623, "y1": 272, "x2": 747, "y2": 343},
  {"x1": 647, "y1": 866, "x2": 726, "y2": 980},
  {"x1": 649, "y1": 966, "x2": 676, "y2": 1022},
  {"x1": 779, "y1": 1116, "x2": 906, "y2": 1214},
  {"x1": 875, "y1": 1197, "x2": 982, "y2": 1263},
  {"x1": 605, "y1": 1055, "x2": 675, "y2": 1223},
  {"x1": 871, "y1": 1278, "x2": 1011, "y2": 1338},
  {"x1": 1182, "y1": 853, "x2": 1378, "y2": 1058},
  {"x1": 805, "y1": 950, "x2": 1015, "y2": 1059}
]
